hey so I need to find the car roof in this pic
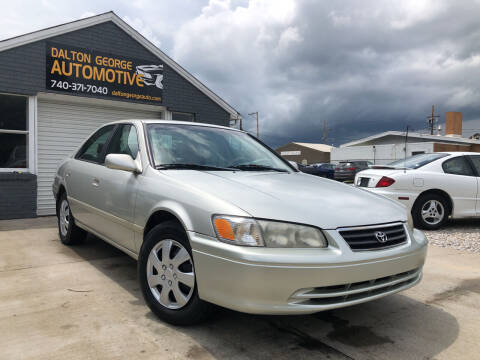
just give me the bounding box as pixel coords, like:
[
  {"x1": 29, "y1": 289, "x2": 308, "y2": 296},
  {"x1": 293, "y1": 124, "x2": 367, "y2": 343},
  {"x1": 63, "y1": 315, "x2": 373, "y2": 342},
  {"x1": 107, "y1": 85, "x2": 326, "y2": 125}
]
[
  {"x1": 102, "y1": 119, "x2": 243, "y2": 132},
  {"x1": 442, "y1": 151, "x2": 480, "y2": 156}
]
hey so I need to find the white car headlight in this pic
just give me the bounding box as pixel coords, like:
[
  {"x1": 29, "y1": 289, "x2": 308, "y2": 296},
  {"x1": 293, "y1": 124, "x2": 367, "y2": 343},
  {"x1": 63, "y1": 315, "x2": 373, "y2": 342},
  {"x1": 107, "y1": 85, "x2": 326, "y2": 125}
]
[{"x1": 212, "y1": 215, "x2": 328, "y2": 248}]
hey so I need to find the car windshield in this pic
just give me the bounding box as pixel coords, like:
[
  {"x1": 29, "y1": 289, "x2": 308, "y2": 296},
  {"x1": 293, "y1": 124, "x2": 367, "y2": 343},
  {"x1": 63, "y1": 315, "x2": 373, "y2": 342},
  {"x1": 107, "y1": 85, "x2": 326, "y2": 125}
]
[
  {"x1": 388, "y1": 153, "x2": 448, "y2": 169},
  {"x1": 146, "y1": 124, "x2": 291, "y2": 172}
]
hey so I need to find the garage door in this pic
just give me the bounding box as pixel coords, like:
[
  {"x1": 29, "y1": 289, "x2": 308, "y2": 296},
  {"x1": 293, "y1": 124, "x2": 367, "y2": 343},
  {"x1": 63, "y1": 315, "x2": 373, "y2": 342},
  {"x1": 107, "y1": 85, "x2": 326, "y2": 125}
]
[{"x1": 37, "y1": 97, "x2": 163, "y2": 216}]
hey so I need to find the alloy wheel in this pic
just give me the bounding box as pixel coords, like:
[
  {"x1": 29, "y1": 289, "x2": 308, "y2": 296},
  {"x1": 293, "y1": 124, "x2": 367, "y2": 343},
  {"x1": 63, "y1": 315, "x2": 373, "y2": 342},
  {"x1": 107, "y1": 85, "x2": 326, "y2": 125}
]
[
  {"x1": 146, "y1": 239, "x2": 195, "y2": 310},
  {"x1": 59, "y1": 199, "x2": 70, "y2": 236},
  {"x1": 421, "y1": 199, "x2": 444, "y2": 225}
]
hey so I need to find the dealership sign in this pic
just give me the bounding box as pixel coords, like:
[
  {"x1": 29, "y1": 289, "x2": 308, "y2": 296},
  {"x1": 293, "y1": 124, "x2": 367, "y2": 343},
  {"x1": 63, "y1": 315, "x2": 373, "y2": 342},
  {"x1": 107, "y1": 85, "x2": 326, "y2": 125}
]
[
  {"x1": 281, "y1": 151, "x2": 301, "y2": 156},
  {"x1": 46, "y1": 42, "x2": 163, "y2": 103}
]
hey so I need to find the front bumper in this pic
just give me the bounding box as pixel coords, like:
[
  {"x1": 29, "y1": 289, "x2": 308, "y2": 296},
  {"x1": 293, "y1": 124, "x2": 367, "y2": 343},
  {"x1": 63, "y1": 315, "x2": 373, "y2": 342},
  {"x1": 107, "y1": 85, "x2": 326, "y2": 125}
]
[{"x1": 189, "y1": 227, "x2": 427, "y2": 315}]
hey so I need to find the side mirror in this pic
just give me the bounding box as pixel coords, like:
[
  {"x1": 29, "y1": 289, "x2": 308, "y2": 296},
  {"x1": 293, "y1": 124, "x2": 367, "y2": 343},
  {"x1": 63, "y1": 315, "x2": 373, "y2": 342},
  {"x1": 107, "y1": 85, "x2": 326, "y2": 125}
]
[
  {"x1": 288, "y1": 161, "x2": 299, "y2": 170},
  {"x1": 105, "y1": 154, "x2": 139, "y2": 173}
]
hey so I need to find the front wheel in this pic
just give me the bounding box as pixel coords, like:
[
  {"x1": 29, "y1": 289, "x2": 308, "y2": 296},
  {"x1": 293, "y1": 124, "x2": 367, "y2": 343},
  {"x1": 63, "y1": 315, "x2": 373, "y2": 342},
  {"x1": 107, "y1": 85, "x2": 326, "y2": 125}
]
[
  {"x1": 138, "y1": 221, "x2": 214, "y2": 325},
  {"x1": 412, "y1": 194, "x2": 449, "y2": 230}
]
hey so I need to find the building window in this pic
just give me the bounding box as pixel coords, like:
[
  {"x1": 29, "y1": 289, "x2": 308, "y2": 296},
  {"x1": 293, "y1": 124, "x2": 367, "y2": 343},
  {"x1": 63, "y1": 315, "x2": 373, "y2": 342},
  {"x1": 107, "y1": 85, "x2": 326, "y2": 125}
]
[
  {"x1": 0, "y1": 94, "x2": 28, "y2": 169},
  {"x1": 172, "y1": 111, "x2": 195, "y2": 122}
]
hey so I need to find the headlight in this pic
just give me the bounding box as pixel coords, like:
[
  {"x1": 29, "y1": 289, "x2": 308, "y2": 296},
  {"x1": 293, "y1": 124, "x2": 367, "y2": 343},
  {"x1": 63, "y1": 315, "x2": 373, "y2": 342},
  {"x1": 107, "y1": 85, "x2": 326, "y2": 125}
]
[
  {"x1": 212, "y1": 215, "x2": 328, "y2": 248},
  {"x1": 258, "y1": 220, "x2": 328, "y2": 248}
]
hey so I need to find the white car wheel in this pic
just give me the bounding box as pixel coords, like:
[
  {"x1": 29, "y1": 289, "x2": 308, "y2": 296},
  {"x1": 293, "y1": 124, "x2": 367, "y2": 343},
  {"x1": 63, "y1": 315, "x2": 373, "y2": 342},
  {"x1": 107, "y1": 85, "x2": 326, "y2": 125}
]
[
  {"x1": 421, "y1": 199, "x2": 445, "y2": 226},
  {"x1": 413, "y1": 194, "x2": 449, "y2": 230}
]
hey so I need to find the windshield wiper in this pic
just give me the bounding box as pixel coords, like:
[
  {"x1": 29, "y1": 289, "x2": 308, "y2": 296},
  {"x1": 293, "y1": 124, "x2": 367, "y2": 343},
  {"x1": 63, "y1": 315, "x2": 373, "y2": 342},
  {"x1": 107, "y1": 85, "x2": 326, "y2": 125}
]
[
  {"x1": 156, "y1": 164, "x2": 236, "y2": 171},
  {"x1": 229, "y1": 164, "x2": 289, "y2": 172}
]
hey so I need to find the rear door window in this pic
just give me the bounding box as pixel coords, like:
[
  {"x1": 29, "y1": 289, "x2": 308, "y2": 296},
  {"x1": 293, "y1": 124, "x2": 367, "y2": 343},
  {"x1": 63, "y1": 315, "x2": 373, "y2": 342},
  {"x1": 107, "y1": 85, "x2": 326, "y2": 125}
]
[{"x1": 442, "y1": 156, "x2": 475, "y2": 176}]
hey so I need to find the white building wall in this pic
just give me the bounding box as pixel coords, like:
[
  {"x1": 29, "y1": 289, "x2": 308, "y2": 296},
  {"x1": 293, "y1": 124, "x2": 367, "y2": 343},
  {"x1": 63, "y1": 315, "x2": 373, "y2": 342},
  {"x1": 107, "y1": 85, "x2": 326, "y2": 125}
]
[
  {"x1": 36, "y1": 94, "x2": 165, "y2": 216},
  {"x1": 331, "y1": 142, "x2": 435, "y2": 164}
]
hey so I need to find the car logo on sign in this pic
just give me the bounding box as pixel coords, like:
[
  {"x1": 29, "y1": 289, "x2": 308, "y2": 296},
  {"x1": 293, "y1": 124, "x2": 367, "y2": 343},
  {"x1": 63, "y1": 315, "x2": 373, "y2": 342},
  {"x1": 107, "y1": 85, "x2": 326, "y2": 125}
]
[{"x1": 375, "y1": 231, "x2": 388, "y2": 243}]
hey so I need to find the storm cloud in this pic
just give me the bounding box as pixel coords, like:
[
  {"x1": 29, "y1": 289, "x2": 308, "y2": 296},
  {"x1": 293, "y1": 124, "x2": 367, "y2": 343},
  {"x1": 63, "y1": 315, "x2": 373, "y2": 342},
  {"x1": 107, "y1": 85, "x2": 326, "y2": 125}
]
[{"x1": 3, "y1": 0, "x2": 480, "y2": 146}]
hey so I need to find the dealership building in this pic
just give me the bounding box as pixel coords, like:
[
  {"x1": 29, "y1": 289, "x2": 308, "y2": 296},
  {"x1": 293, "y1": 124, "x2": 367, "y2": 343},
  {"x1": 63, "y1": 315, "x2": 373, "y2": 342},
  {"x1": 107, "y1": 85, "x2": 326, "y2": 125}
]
[
  {"x1": 0, "y1": 12, "x2": 240, "y2": 220},
  {"x1": 276, "y1": 142, "x2": 333, "y2": 164}
]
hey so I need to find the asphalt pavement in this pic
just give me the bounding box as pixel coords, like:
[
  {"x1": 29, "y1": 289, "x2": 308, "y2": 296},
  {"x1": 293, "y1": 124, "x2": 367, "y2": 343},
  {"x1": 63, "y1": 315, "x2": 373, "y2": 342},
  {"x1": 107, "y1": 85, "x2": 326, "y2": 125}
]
[{"x1": 0, "y1": 217, "x2": 478, "y2": 360}]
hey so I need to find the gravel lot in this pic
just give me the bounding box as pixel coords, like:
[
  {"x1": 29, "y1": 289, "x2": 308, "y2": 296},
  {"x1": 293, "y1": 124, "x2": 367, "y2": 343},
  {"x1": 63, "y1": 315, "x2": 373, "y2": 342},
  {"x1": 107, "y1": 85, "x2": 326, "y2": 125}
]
[{"x1": 425, "y1": 219, "x2": 480, "y2": 253}]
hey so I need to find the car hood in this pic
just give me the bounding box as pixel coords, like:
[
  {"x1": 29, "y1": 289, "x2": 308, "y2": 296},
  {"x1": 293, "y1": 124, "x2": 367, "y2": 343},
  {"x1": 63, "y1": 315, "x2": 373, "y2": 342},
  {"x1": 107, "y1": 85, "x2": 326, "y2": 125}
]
[{"x1": 163, "y1": 170, "x2": 407, "y2": 229}]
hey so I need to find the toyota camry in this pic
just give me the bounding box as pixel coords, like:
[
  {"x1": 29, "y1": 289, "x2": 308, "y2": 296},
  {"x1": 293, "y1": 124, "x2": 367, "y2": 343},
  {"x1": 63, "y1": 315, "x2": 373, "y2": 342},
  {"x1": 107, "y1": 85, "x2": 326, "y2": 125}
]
[{"x1": 53, "y1": 120, "x2": 427, "y2": 325}]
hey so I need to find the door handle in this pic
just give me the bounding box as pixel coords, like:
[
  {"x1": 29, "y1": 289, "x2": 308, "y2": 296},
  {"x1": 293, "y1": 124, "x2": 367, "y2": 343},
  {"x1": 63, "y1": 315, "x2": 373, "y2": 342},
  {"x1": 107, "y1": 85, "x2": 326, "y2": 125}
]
[{"x1": 92, "y1": 178, "x2": 100, "y2": 187}]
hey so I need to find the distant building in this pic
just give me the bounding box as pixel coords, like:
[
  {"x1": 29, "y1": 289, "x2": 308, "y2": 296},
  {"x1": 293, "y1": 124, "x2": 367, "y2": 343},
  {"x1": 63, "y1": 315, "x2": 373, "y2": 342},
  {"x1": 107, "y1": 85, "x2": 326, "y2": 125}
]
[
  {"x1": 276, "y1": 142, "x2": 333, "y2": 164},
  {"x1": 331, "y1": 112, "x2": 480, "y2": 164}
]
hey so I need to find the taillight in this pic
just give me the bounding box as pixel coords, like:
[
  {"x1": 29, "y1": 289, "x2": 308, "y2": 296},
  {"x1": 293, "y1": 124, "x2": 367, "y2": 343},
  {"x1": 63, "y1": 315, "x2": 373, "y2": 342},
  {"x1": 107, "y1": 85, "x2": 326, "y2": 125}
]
[
  {"x1": 347, "y1": 167, "x2": 356, "y2": 171},
  {"x1": 376, "y1": 176, "x2": 395, "y2": 187}
]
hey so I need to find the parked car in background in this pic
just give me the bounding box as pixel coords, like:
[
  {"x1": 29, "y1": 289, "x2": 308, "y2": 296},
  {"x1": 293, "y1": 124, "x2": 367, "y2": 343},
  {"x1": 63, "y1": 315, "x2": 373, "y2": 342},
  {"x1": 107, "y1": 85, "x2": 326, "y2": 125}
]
[
  {"x1": 313, "y1": 163, "x2": 335, "y2": 178},
  {"x1": 334, "y1": 161, "x2": 372, "y2": 182},
  {"x1": 53, "y1": 120, "x2": 427, "y2": 325},
  {"x1": 300, "y1": 163, "x2": 335, "y2": 179},
  {"x1": 354, "y1": 152, "x2": 480, "y2": 230}
]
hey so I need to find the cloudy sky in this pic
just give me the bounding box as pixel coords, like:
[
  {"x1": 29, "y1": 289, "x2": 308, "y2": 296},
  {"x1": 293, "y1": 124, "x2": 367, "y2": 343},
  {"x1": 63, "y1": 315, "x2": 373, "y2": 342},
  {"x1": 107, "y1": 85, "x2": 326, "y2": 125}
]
[{"x1": 3, "y1": 0, "x2": 480, "y2": 147}]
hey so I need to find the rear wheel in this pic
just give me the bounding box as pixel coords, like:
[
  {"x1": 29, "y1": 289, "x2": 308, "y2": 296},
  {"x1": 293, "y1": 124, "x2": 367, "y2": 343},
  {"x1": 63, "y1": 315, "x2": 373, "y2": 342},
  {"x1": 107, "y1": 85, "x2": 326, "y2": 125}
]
[
  {"x1": 57, "y1": 192, "x2": 86, "y2": 245},
  {"x1": 412, "y1": 194, "x2": 449, "y2": 230},
  {"x1": 138, "y1": 221, "x2": 214, "y2": 325}
]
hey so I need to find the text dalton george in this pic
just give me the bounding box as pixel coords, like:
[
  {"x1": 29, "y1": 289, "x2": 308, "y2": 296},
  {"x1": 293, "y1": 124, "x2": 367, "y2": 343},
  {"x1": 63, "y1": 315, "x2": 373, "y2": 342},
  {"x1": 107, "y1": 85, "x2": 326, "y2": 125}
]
[{"x1": 49, "y1": 47, "x2": 145, "y2": 87}]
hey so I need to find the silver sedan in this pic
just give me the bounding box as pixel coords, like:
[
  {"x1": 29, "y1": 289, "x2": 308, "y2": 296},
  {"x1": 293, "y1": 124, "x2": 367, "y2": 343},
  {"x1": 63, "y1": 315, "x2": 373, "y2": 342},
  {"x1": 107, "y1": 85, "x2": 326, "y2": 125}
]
[{"x1": 53, "y1": 120, "x2": 427, "y2": 325}]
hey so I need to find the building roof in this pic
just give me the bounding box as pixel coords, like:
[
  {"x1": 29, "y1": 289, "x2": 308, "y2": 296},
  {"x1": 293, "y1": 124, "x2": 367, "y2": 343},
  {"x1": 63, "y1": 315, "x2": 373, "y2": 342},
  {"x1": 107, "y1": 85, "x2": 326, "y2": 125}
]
[
  {"x1": 340, "y1": 131, "x2": 480, "y2": 147},
  {"x1": 0, "y1": 11, "x2": 240, "y2": 121},
  {"x1": 292, "y1": 142, "x2": 333, "y2": 152}
]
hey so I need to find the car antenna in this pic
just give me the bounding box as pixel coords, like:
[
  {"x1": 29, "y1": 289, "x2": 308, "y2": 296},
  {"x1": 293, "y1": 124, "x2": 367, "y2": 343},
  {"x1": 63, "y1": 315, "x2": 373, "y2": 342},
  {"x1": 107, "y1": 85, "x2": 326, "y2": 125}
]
[{"x1": 404, "y1": 125, "x2": 408, "y2": 174}]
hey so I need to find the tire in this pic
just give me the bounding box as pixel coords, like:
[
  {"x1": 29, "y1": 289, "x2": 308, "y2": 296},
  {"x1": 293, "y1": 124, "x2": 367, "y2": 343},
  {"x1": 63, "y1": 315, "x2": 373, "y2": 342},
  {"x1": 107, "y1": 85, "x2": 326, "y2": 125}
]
[
  {"x1": 412, "y1": 193, "x2": 449, "y2": 230},
  {"x1": 138, "y1": 221, "x2": 214, "y2": 325},
  {"x1": 57, "y1": 192, "x2": 86, "y2": 245}
]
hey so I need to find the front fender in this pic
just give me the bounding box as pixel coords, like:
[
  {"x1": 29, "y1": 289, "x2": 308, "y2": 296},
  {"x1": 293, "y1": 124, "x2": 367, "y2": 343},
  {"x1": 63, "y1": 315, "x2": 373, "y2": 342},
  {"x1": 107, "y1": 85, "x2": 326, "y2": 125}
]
[{"x1": 134, "y1": 169, "x2": 251, "y2": 244}]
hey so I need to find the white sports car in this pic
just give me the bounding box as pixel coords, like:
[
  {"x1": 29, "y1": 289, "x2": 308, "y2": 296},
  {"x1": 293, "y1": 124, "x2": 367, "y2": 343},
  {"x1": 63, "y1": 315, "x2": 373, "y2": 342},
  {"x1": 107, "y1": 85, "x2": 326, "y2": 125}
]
[{"x1": 355, "y1": 152, "x2": 480, "y2": 230}]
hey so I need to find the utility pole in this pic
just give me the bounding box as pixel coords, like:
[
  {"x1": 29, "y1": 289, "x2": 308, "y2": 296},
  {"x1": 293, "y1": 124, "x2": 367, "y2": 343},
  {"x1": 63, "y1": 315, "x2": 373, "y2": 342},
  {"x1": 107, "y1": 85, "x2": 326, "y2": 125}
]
[
  {"x1": 248, "y1": 112, "x2": 259, "y2": 138},
  {"x1": 427, "y1": 105, "x2": 440, "y2": 135},
  {"x1": 404, "y1": 125, "x2": 409, "y2": 174},
  {"x1": 322, "y1": 119, "x2": 327, "y2": 143}
]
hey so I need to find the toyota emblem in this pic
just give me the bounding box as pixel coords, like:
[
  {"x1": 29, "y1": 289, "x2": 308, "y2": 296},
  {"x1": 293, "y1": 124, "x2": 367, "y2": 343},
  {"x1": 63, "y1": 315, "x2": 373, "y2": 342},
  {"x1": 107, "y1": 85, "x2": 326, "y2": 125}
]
[{"x1": 375, "y1": 231, "x2": 388, "y2": 243}]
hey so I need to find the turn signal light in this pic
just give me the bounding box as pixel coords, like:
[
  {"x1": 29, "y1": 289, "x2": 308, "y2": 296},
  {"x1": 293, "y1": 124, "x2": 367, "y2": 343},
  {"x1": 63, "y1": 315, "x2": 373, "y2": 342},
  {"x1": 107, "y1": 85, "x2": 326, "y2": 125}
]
[
  {"x1": 376, "y1": 176, "x2": 395, "y2": 187},
  {"x1": 214, "y1": 218, "x2": 235, "y2": 240}
]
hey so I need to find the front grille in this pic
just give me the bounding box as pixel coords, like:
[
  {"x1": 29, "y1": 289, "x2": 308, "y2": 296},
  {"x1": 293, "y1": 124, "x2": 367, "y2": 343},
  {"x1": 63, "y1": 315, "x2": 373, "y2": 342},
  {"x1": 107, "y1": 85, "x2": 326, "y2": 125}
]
[
  {"x1": 290, "y1": 268, "x2": 421, "y2": 306},
  {"x1": 339, "y1": 223, "x2": 407, "y2": 251}
]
